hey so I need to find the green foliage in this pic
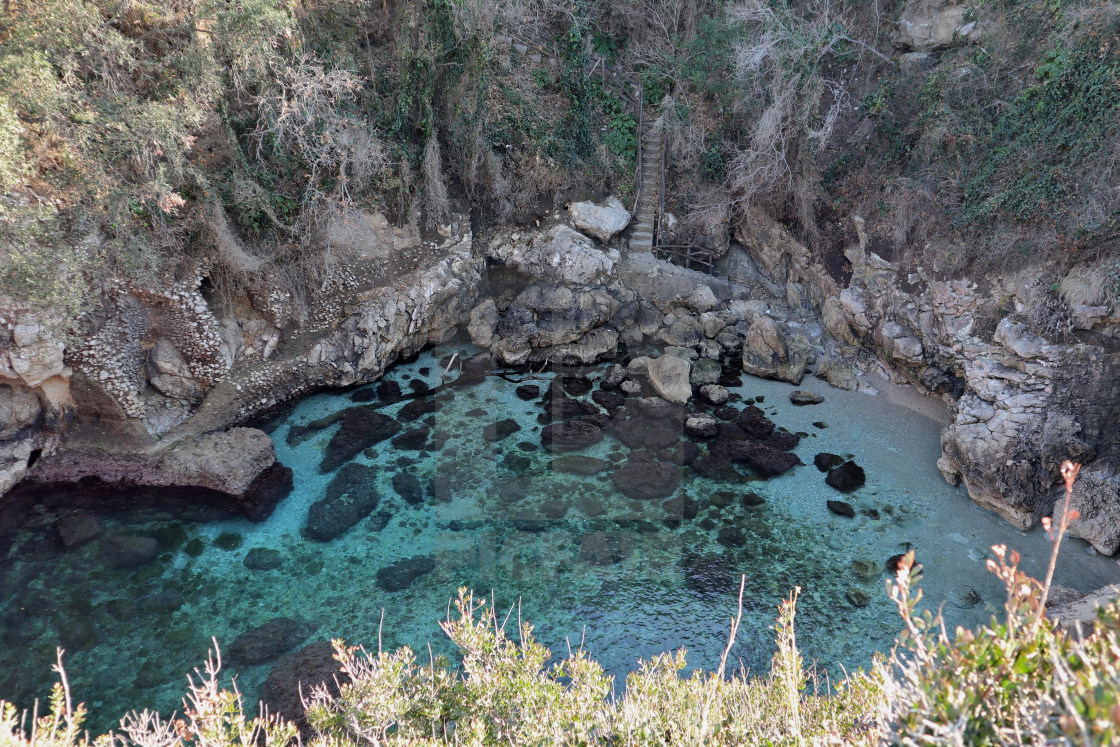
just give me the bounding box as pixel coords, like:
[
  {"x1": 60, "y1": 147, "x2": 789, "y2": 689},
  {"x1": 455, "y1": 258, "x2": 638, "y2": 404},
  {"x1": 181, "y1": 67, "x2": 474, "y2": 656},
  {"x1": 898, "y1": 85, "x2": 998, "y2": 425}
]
[{"x1": 961, "y1": 28, "x2": 1120, "y2": 225}]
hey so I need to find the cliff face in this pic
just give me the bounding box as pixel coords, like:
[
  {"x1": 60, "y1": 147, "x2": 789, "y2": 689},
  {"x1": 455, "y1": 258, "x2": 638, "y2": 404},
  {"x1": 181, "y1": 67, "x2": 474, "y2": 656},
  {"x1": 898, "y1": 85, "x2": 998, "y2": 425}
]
[
  {"x1": 0, "y1": 214, "x2": 482, "y2": 517},
  {"x1": 734, "y1": 209, "x2": 1120, "y2": 552},
  {"x1": 1, "y1": 197, "x2": 1117, "y2": 554}
]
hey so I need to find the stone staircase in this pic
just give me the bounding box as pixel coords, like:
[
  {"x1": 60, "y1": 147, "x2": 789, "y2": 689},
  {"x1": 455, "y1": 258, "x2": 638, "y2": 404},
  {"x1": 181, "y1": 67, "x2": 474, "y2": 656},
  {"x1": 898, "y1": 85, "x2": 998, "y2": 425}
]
[{"x1": 629, "y1": 114, "x2": 663, "y2": 255}]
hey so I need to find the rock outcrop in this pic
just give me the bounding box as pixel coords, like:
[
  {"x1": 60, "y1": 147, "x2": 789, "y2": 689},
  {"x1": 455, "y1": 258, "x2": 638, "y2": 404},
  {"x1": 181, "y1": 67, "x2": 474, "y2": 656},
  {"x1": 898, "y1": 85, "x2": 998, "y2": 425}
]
[{"x1": 735, "y1": 206, "x2": 1120, "y2": 548}]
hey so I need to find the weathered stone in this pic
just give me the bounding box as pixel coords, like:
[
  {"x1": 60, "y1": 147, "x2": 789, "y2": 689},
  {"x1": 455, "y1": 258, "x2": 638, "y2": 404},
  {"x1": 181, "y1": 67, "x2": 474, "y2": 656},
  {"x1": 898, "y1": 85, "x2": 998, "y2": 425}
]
[
  {"x1": 648, "y1": 355, "x2": 692, "y2": 406},
  {"x1": 684, "y1": 413, "x2": 719, "y2": 439},
  {"x1": 948, "y1": 585, "x2": 981, "y2": 609},
  {"x1": 689, "y1": 357, "x2": 722, "y2": 387},
  {"x1": 568, "y1": 196, "x2": 631, "y2": 242},
  {"x1": 658, "y1": 315, "x2": 703, "y2": 347},
  {"x1": 1052, "y1": 473, "x2": 1120, "y2": 555},
  {"x1": 467, "y1": 300, "x2": 499, "y2": 347},
  {"x1": 826, "y1": 500, "x2": 855, "y2": 518},
  {"x1": 741, "y1": 316, "x2": 809, "y2": 384},
  {"x1": 699, "y1": 384, "x2": 728, "y2": 405}
]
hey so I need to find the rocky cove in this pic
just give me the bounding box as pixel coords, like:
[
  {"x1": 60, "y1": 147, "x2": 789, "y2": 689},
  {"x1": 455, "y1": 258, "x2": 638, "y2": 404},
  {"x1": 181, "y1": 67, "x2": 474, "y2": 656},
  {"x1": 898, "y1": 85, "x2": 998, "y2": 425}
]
[{"x1": 0, "y1": 197, "x2": 1118, "y2": 727}]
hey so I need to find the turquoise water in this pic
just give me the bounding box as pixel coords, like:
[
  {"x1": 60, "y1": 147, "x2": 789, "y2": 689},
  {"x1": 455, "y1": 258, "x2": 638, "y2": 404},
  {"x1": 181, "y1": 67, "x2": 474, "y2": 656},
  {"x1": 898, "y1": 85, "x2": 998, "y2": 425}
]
[{"x1": 0, "y1": 338, "x2": 1116, "y2": 732}]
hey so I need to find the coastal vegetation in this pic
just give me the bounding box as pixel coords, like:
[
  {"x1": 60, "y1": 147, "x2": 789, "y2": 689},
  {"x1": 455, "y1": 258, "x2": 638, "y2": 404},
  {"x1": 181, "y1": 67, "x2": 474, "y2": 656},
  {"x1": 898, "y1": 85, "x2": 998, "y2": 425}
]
[
  {"x1": 1, "y1": 0, "x2": 1117, "y2": 323},
  {"x1": 2, "y1": 553, "x2": 1118, "y2": 744}
]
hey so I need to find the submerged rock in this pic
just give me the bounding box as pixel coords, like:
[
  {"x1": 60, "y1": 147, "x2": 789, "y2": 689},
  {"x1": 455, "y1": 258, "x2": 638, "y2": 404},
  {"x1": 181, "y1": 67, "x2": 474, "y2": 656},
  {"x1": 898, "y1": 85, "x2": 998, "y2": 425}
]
[
  {"x1": 515, "y1": 384, "x2": 541, "y2": 401},
  {"x1": 550, "y1": 455, "x2": 609, "y2": 475},
  {"x1": 826, "y1": 500, "x2": 855, "y2": 518},
  {"x1": 320, "y1": 409, "x2": 400, "y2": 472},
  {"x1": 736, "y1": 407, "x2": 775, "y2": 440},
  {"x1": 790, "y1": 390, "x2": 824, "y2": 405},
  {"x1": 56, "y1": 513, "x2": 104, "y2": 548},
  {"x1": 814, "y1": 453, "x2": 845, "y2": 472},
  {"x1": 392, "y1": 472, "x2": 424, "y2": 505},
  {"x1": 561, "y1": 375, "x2": 593, "y2": 396},
  {"x1": 244, "y1": 547, "x2": 283, "y2": 571},
  {"x1": 376, "y1": 556, "x2": 436, "y2": 592},
  {"x1": 681, "y1": 553, "x2": 735, "y2": 596},
  {"x1": 709, "y1": 439, "x2": 800, "y2": 477},
  {"x1": 99, "y1": 534, "x2": 158, "y2": 569},
  {"x1": 483, "y1": 418, "x2": 522, "y2": 442},
  {"x1": 230, "y1": 617, "x2": 314, "y2": 665},
  {"x1": 663, "y1": 494, "x2": 699, "y2": 520},
  {"x1": 764, "y1": 430, "x2": 800, "y2": 451},
  {"x1": 826, "y1": 461, "x2": 866, "y2": 492},
  {"x1": 541, "y1": 420, "x2": 603, "y2": 452},
  {"x1": 304, "y1": 464, "x2": 381, "y2": 541},
  {"x1": 391, "y1": 427, "x2": 429, "y2": 451},
  {"x1": 261, "y1": 641, "x2": 349, "y2": 733},
  {"x1": 612, "y1": 461, "x2": 681, "y2": 500},
  {"x1": 579, "y1": 531, "x2": 633, "y2": 565},
  {"x1": 592, "y1": 389, "x2": 625, "y2": 410}
]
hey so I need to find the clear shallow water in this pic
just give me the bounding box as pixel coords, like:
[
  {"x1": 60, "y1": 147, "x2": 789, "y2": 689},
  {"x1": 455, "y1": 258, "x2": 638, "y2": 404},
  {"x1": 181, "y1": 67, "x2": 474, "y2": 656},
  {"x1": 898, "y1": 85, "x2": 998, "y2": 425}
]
[{"x1": 1, "y1": 338, "x2": 1116, "y2": 732}]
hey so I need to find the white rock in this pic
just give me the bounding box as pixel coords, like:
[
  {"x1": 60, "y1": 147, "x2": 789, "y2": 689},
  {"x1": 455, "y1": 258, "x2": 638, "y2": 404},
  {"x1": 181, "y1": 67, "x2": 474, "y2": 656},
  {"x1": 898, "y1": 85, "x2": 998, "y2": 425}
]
[{"x1": 567, "y1": 196, "x2": 631, "y2": 243}]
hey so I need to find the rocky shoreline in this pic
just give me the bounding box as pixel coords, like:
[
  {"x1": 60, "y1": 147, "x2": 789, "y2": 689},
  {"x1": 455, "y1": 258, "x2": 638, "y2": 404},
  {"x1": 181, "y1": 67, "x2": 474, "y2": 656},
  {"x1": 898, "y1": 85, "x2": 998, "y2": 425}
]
[{"x1": 0, "y1": 197, "x2": 1117, "y2": 558}]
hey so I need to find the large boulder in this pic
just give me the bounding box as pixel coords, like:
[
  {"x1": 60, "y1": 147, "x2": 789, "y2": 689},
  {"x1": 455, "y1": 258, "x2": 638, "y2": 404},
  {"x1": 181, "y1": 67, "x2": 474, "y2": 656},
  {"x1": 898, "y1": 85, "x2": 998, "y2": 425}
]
[
  {"x1": 147, "y1": 338, "x2": 204, "y2": 402},
  {"x1": 568, "y1": 196, "x2": 631, "y2": 243},
  {"x1": 648, "y1": 356, "x2": 692, "y2": 406},
  {"x1": 741, "y1": 316, "x2": 810, "y2": 385},
  {"x1": 489, "y1": 225, "x2": 616, "y2": 286},
  {"x1": 895, "y1": 0, "x2": 976, "y2": 51},
  {"x1": 467, "y1": 300, "x2": 499, "y2": 347},
  {"x1": 490, "y1": 284, "x2": 619, "y2": 365}
]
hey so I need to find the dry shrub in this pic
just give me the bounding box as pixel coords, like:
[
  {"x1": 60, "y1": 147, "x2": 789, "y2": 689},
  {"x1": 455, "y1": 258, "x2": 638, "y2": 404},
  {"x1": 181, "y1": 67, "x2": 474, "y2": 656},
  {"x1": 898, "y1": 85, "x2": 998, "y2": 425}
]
[
  {"x1": 421, "y1": 135, "x2": 451, "y2": 230},
  {"x1": 1059, "y1": 264, "x2": 1107, "y2": 307}
]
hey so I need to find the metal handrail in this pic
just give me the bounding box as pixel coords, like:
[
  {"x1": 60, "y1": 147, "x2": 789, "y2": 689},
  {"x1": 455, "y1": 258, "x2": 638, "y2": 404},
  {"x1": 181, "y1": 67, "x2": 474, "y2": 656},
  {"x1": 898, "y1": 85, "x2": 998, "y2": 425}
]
[{"x1": 632, "y1": 85, "x2": 644, "y2": 216}]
